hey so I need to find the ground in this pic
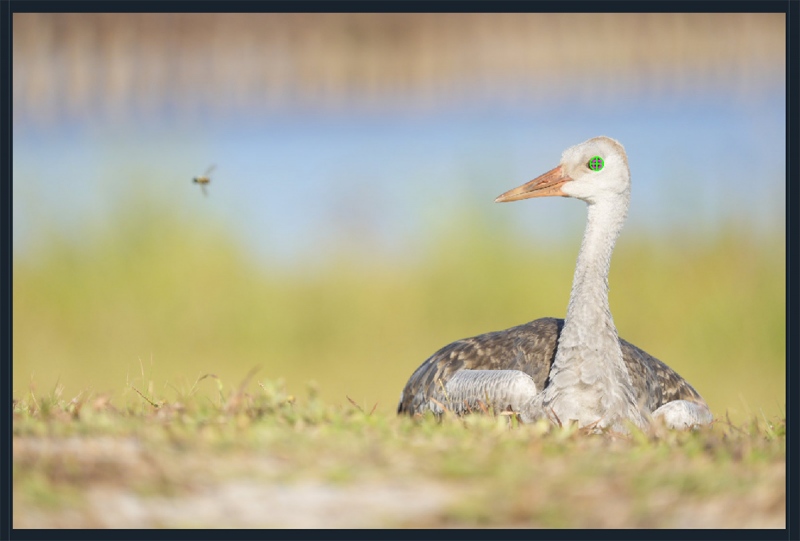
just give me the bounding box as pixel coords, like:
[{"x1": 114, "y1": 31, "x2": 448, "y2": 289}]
[{"x1": 12, "y1": 384, "x2": 786, "y2": 529}]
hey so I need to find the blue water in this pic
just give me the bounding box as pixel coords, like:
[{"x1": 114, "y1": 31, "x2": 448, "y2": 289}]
[{"x1": 13, "y1": 87, "x2": 785, "y2": 265}]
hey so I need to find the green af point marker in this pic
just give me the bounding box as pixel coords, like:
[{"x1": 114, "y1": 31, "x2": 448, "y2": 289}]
[{"x1": 588, "y1": 156, "x2": 604, "y2": 171}]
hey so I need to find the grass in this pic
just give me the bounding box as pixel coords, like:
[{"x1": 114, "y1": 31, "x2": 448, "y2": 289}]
[
  {"x1": 12, "y1": 186, "x2": 785, "y2": 528},
  {"x1": 12, "y1": 190, "x2": 785, "y2": 425},
  {"x1": 12, "y1": 379, "x2": 786, "y2": 528}
]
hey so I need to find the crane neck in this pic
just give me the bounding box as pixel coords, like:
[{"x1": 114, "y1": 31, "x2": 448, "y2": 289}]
[
  {"x1": 556, "y1": 194, "x2": 630, "y2": 366},
  {"x1": 540, "y1": 193, "x2": 638, "y2": 429},
  {"x1": 567, "y1": 197, "x2": 627, "y2": 325}
]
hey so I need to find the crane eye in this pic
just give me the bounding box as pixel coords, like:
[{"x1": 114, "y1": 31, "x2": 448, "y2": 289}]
[{"x1": 587, "y1": 156, "x2": 604, "y2": 172}]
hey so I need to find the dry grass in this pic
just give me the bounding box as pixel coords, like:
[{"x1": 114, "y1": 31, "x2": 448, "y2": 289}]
[
  {"x1": 12, "y1": 170, "x2": 785, "y2": 529},
  {"x1": 12, "y1": 379, "x2": 786, "y2": 528}
]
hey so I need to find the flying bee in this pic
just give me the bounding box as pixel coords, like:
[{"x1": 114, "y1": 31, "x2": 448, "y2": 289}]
[{"x1": 193, "y1": 165, "x2": 215, "y2": 196}]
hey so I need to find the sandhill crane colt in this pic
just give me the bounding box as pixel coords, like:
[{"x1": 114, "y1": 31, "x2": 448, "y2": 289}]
[{"x1": 397, "y1": 136, "x2": 712, "y2": 432}]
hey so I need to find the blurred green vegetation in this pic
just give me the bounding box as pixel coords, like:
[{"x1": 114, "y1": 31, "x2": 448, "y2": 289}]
[{"x1": 13, "y1": 186, "x2": 784, "y2": 424}]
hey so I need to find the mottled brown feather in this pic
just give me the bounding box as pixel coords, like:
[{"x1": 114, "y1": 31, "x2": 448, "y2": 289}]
[{"x1": 397, "y1": 317, "x2": 703, "y2": 416}]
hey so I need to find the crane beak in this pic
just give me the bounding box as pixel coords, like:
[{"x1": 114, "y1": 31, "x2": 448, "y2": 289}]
[{"x1": 495, "y1": 165, "x2": 572, "y2": 202}]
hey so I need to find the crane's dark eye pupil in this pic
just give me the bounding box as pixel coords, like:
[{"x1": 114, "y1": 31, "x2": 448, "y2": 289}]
[{"x1": 588, "y1": 156, "x2": 604, "y2": 171}]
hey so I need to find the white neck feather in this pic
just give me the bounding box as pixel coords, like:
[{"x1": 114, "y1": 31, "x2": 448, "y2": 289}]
[
  {"x1": 563, "y1": 197, "x2": 627, "y2": 343},
  {"x1": 542, "y1": 193, "x2": 644, "y2": 428}
]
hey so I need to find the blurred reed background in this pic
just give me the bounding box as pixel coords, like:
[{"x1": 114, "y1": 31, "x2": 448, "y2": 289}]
[{"x1": 13, "y1": 13, "x2": 785, "y2": 422}]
